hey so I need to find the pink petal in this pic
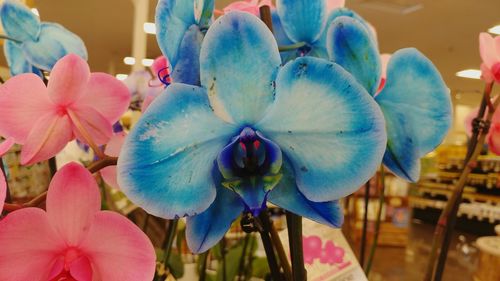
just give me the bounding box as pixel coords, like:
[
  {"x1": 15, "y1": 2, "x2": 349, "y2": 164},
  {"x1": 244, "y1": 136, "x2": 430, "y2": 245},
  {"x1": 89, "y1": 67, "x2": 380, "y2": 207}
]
[
  {"x1": 0, "y1": 169, "x2": 5, "y2": 213},
  {"x1": 223, "y1": 1, "x2": 260, "y2": 15},
  {"x1": 68, "y1": 106, "x2": 113, "y2": 146},
  {"x1": 69, "y1": 256, "x2": 93, "y2": 281},
  {"x1": 48, "y1": 54, "x2": 90, "y2": 106},
  {"x1": 481, "y1": 63, "x2": 495, "y2": 83},
  {"x1": 80, "y1": 211, "x2": 156, "y2": 281},
  {"x1": 76, "y1": 73, "x2": 131, "y2": 124},
  {"x1": 101, "y1": 133, "x2": 126, "y2": 189},
  {"x1": 496, "y1": 35, "x2": 500, "y2": 58},
  {"x1": 20, "y1": 112, "x2": 74, "y2": 165},
  {"x1": 0, "y1": 208, "x2": 65, "y2": 281},
  {"x1": 0, "y1": 74, "x2": 53, "y2": 143},
  {"x1": 326, "y1": 0, "x2": 345, "y2": 11},
  {"x1": 380, "y1": 53, "x2": 391, "y2": 80},
  {"x1": 0, "y1": 137, "x2": 15, "y2": 156},
  {"x1": 141, "y1": 86, "x2": 163, "y2": 112},
  {"x1": 151, "y1": 56, "x2": 169, "y2": 75},
  {"x1": 46, "y1": 163, "x2": 101, "y2": 246},
  {"x1": 488, "y1": 123, "x2": 500, "y2": 155},
  {"x1": 479, "y1": 32, "x2": 498, "y2": 68}
]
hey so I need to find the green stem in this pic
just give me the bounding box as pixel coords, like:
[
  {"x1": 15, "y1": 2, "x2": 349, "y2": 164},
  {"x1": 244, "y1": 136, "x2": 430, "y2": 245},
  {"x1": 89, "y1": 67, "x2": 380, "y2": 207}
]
[
  {"x1": 278, "y1": 42, "x2": 307, "y2": 52},
  {"x1": 286, "y1": 212, "x2": 306, "y2": 281},
  {"x1": 162, "y1": 219, "x2": 179, "y2": 271},
  {"x1": 199, "y1": 250, "x2": 210, "y2": 281},
  {"x1": 237, "y1": 234, "x2": 251, "y2": 281},
  {"x1": 0, "y1": 34, "x2": 21, "y2": 44},
  {"x1": 365, "y1": 166, "x2": 386, "y2": 275}
]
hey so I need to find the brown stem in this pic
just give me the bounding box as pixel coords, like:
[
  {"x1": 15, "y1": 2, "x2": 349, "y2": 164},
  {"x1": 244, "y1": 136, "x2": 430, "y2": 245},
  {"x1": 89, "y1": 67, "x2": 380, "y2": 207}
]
[
  {"x1": 259, "y1": 5, "x2": 273, "y2": 33},
  {"x1": 269, "y1": 218, "x2": 293, "y2": 280},
  {"x1": 425, "y1": 82, "x2": 496, "y2": 280},
  {"x1": 87, "y1": 156, "x2": 118, "y2": 174}
]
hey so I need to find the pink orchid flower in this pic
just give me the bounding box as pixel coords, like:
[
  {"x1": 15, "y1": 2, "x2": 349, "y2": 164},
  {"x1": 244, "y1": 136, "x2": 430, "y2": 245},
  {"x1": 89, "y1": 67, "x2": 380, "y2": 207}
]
[
  {"x1": 479, "y1": 32, "x2": 500, "y2": 83},
  {"x1": 488, "y1": 123, "x2": 500, "y2": 155},
  {"x1": 0, "y1": 169, "x2": 5, "y2": 213},
  {"x1": 223, "y1": 0, "x2": 274, "y2": 16},
  {"x1": 0, "y1": 54, "x2": 130, "y2": 165},
  {"x1": 0, "y1": 163, "x2": 156, "y2": 280},
  {"x1": 142, "y1": 56, "x2": 171, "y2": 112},
  {"x1": 101, "y1": 132, "x2": 126, "y2": 189}
]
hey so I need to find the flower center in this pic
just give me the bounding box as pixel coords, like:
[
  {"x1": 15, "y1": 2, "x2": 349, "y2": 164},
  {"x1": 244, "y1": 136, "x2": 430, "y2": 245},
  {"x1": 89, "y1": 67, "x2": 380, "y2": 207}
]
[
  {"x1": 492, "y1": 62, "x2": 500, "y2": 82},
  {"x1": 49, "y1": 248, "x2": 91, "y2": 281},
  {"x1": 217, "y1": 127, "x2": 283, "y2": 216}
]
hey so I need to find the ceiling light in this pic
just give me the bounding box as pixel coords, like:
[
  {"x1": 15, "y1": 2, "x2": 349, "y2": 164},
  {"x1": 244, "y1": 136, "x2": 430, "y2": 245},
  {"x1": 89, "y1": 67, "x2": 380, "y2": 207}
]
[
  {"x1": 123, "y1": 57, "x2": 136, "y2": 65},
  {"x1": 456, "y1": 69, "x2": 481, "y2": 80},
  {"x1": 488, "y1": 25, "x2": 500, "y2": 35},
  {"x1": 116, "y1": 74, "x2": 128, "y2": 81},
  {"x1": 143, "y1": 22, "x2": 156, "y2": 34},
  {"x1": 30, "y1": 8, "x2": 39, "y2": 16},
  {"x1": 142, "y1": 59, "x2": 154, "y2": 67}
]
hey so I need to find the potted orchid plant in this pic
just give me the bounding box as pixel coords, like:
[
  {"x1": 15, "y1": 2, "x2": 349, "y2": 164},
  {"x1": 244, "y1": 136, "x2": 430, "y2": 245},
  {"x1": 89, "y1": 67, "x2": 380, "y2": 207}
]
[{"x1": 0, "y1": 0, "x2": 453, "y2": 280}]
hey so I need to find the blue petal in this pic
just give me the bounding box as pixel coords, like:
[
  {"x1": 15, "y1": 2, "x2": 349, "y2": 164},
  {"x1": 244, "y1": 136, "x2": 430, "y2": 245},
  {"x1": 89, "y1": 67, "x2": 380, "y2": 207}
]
[
  {"x1": 376, "y1": 48, "x2": 452, "y2": 181},
  {"x1": 117, "y1": 83, "x2": 237, "y2": 219},
  {"x1": 276, "y1": 0, "x2": 326, "y2": 44},
  {"x1": 0, "y1": 0, "x2": 41, "y2": 42},
  {"x1": 171, "y1": 24, "x2": 203, "y2": 85},
  {"x1": 22, "y1": 23, "x2": 88, "y2": 71},
  {"x1": 155, "y1": 0, "x2": 196, "y2": 68},
  {"x1": 200, "y1": 11, "x2": 281, "y2": 125},
  {"x1": 268, "y1": 159, "x2": 343, "y2": 228},
  {"x1": 3, "y1": 40, "x2": 41, "y2": 77},
  {"x1": 256, "y1": 56, "x2": 387, "y2": 202},
  {"x1": 194, "y1": 0, "x2": 214, "y2": 28},
  {"x1": 186, "y1": 167, "x2": 244, "y2": 253},
  {"x1": 327, "y1": 16, "x2": 381, "y2": 96}
]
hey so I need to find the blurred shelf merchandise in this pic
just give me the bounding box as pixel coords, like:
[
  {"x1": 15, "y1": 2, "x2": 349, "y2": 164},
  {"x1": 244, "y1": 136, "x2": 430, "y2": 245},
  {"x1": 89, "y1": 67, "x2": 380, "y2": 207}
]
[{"x1": 412, "y1": 145, "x2": 500, "y2": 236}]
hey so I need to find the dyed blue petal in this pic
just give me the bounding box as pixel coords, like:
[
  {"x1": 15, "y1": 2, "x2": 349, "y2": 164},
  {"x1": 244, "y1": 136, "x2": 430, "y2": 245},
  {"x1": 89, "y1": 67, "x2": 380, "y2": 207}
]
[
  {"x1": 186, "y1": 188, "x2": 244, "y2": 253},
  {"x1": 376, "y1": 48, "x2": 452, "y2": 181},
  {"x1": 3, "y1": 40, "x2": 41, "y2": 77},
  {"x1": 276, "y1": 0, "x2": 326, "y2": 44},
  {"x1": 22, "y1": 23, "x2": 87, "y2": 71},
  {"x1": 256, "y1": 56, "x2": 387, "y2": 202},
  {"x1": 327, "y1": 16, "x2": 381, "y2": 96},
  {"x1": 117, "y1": 83, "x2": 237, "y2": 219},
  {"x1": 268, "y1": 159, "x2": 343, "y2": 228},
  {"x1": 155, "y1": 0, "x2": 196, "y2": 68},
  {"x1": 200, "y1": 11, "x2": 281, "y2": 125},
  {"x1": 186, "y1": 168, "x2": 244, "y2": 253},
  {"x1": 194, "y1": 0, "x2": 214, "y2": 28},
  {"x1": 0, "y1": 0, "x2": 40, "y2": 42},
  {"x1": 171, "y1": 24, "x2": 203, "y2": 85}
]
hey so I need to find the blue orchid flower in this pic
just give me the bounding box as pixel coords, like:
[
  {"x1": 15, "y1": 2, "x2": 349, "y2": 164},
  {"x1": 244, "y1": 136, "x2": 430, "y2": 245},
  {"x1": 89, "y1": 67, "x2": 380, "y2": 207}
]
[
  {"x1": 0, "y1": 0, "x2": 87, "y2": 76},
  {"x1": 273, "y1": 0, "x2": 373, "y2": 61},
  {"x1": 118, "y1": 12, "x2": 387, "y2": 253},
  {"x1": 326, "y1": 15, "x2": 452, "y2": 182},
  {"x1": 155, "y1": 0, "x2": 214, "y2": 85}
]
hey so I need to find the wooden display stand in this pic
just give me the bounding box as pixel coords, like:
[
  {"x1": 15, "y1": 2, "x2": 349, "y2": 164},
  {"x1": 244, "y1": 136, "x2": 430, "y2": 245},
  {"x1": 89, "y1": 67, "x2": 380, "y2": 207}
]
[{"x1": 474, "y1": 236, "x2": 500, "y2": 281}]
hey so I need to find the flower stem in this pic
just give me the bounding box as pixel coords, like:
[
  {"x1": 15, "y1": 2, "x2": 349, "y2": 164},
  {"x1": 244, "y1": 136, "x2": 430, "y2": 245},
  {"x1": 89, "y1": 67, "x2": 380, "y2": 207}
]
[
  {"x1": 270, "y1": 222, "x2": 292, "y2": 280},
  {"x1": 48, "y1": 157, "x2": 57, "y2": 177},
  {"x1": 0, "y1": 34, "x2": 21, "y2": 44},
  {"x1": 359, "y1": 181, "x2": 371, "y2": 267},
  {"x1": 259, "y1": 5, "x2": 273, "y2": 33},
  {"x1": 278, "y1": 42, "x2": 307, "y2": 52},
  {"x1": 87, "y1": 156, "x2": 118, "y2": 173},
  {"x1": 256, "y1": 215, "x2": 282, "y2": 281},
  {"x1": 237, "y1": 234, "x2": 251, "y2": 281},
  {"x1": 365, "y1": 166, "x2": 386, "y2": 275},
  {"x1": 198, "y1": 250, "x2": 210, "y2": 281},
  {"x1": 67, "y1": 111, "x2": 106, "y2": 159},
  {"x1": 162, "y1": 219, "x2": 179, "y2": 272},
  {"x1": 425, "y1": 82, "x2": 496, "y2": 281},
  {"x1": 286, "y1": 212, "x2": 306, "y2": 281}
]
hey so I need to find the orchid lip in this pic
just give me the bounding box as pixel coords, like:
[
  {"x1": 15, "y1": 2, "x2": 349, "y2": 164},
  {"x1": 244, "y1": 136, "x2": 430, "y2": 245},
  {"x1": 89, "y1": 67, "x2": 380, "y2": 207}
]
[{"x1": 217, "y1": 127, "x2": 283, "y2": 215}]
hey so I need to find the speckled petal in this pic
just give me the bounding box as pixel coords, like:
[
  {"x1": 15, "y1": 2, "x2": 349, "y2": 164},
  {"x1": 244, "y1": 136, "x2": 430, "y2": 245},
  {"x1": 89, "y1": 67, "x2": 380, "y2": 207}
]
[
  {"x1": 268, "y1": 159, "x2": 343, "y2": 228},
  {"x1": 155, "y1": 0, "x2": 196, "y2": 68},
  {"x1": 117, "y1": 84, "x2": 237, "y2": 219},
  {"x1": 276, "y1": 0, "x2": 326, "y2": 44},
  {"x1": 257, "y1": 56, "x2": 386, "y2": 202},
  {"x1": 375, "y1": 48, "x2": 452, "y2": 182},
  {"x1": 171, "y1": 24, "x2": 203, "y2": 85},
  {"x1": 22, "y1": 23, "x2": 88, "y2": 71},
  {"x1": 327, "y1": 16, "x2": 381, "y2": 96},
  {"x1": 200, "y1": 11, "x2": 281, "y2": 125}
]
